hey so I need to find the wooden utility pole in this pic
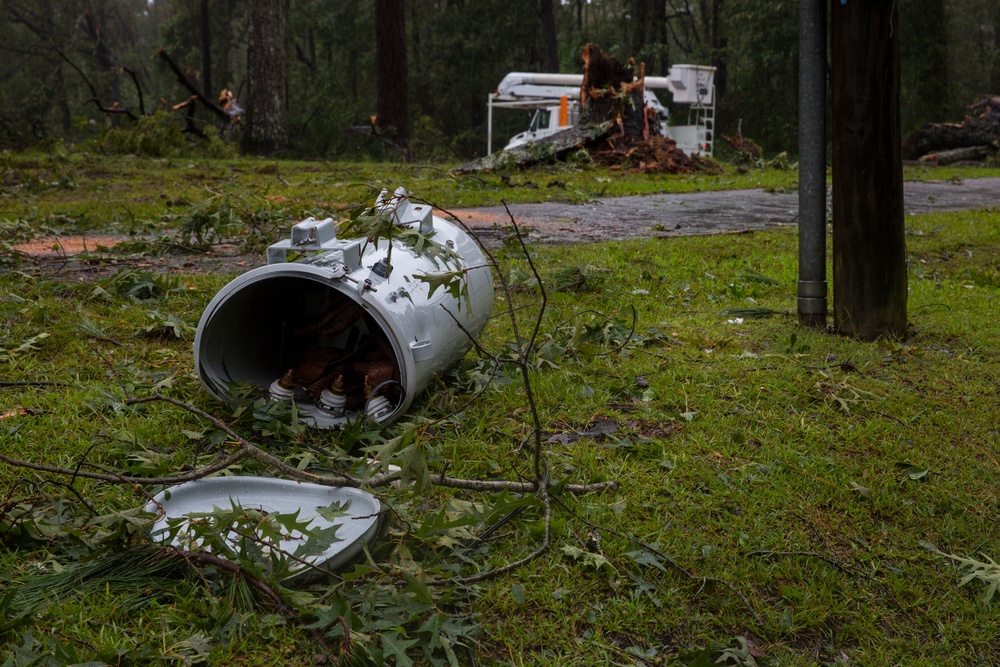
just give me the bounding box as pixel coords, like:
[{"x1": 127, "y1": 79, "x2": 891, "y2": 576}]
[{"x1": 831, "y1": 0, "x2": 907, "y2": 340}]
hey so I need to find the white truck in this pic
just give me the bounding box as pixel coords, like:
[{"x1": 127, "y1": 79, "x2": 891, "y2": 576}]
[{"x1": 487, "y1": 65, "x2": 716, "y2": 157}]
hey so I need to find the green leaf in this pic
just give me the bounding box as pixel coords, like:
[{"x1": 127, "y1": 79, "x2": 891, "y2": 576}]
[
  {"x1": 560, "y1": 544, "x2": 614, "y2": 572},
  {"x1": 381, "y1": 631, "x2": 418, "y2": 667},
  {"x1": 849, "y1": 481, "x2": 871, "y2": 498},
  {"x1": 895, "y1": 461, "x2": 930, "y2": 481},
  {"x1": 415, "y1": 269, "x2": 467, "y2": 303},
  {"x1": 293, "y1": 524, "x2": 342, "y2": 559},
  {"x1": 315, "y1": 500, "x2": 351, "y2": 522},
  {"x1": 626, "y1": 548, "x2": 672, "y2": 574}
]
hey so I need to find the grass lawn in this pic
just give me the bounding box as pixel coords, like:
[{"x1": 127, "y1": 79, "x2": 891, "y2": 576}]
[{"x1": 1, "y1": 149, "x2": 999, "y2": 666}]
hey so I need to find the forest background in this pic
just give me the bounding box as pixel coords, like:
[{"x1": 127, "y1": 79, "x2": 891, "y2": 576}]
[{"x1": 0, "y1": 0, "x2": 992, "y2": 161}]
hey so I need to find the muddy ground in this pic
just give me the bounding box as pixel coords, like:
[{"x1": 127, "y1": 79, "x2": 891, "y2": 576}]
[{"x1": 13, "y1": 177, "x2": 1000, "y2": 276}]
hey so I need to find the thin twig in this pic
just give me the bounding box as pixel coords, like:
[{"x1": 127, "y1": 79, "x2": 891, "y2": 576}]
[
  {"x1": 0, "y1": 447, "x2": 252, "y2": 486},
  {"x1": 36, "y1": 479, "x2": 97, "y2": 516},
  {"x1": 441, "y1": 482, "x2": 552, "y2": 586},
  {"x1": 421, "y1": 201, "x2": 544, "y2": 472},
  {"x1": 2, "y1": 393, "x2": 617, "y2": 495},
  {"x1": 88, "y1": 340, "x2": 126, "y2": 396}
]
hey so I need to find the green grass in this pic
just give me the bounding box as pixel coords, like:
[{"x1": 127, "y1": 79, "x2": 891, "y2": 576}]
[
  {"x1": 4, "y1": 147, "x2": 999, "y2": 243},
  {"x1": 2, "y1": 153, "x2": 999, "y2": 665}
]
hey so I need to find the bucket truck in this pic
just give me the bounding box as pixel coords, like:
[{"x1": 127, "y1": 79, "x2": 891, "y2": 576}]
[{"x1": 487, "y1": 65, "x2": 716, "y2": 157}]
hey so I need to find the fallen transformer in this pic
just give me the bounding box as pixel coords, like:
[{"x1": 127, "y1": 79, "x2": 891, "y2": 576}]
[{"x1": 194, "y1": 188, "x2": 494, "y2": 428}]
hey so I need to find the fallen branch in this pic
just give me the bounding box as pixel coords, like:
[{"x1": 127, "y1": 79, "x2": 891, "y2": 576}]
[
  {"x1": 0, "y1": 393, "x2": 617, "y2": 495},
  {"x1": 121, "y1": 66, "x2": 146, "y2": 117},
  {"x1": 157, "y1": 49, "x2": 230, "y2": 122},
  {"x1": 52, "y1": 47, "x2": 137, "y2": 121},
  {"x1": 439, "y1": 482, "x2": 552, "y2": 586}
]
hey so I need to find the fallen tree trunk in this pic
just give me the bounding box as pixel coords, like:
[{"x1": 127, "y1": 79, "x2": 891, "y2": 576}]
[
  {"x1": 902, "y1": 96, "x2": 1000, "y2": 159},
  {"x1": 917, "y1": 144, "x2": 993, "y2": 166},
  {"x1": 454, "y1": 122, "x2": 615, "y2": 172}
]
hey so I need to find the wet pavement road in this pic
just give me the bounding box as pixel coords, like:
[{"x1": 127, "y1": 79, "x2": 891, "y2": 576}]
[{"x1": 452, "y1": 177, "x2": 1000, "y2": 246}]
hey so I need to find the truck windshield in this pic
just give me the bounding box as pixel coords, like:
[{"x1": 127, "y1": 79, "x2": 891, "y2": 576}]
[{"x1": 529, "y1": 109, "x2": 552, "y2": 133}]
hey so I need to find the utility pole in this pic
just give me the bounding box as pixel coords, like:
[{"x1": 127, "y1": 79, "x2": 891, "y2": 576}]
[{"x1": 830, "y1": 0, "x2": 908, "y2": 340}]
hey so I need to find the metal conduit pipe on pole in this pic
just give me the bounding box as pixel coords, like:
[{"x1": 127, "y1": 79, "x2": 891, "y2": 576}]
[{"x1": 798, "y1": 0, "x2": 828, "y2": 327}]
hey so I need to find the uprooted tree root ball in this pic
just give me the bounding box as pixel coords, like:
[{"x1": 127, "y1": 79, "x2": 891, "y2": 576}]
[{"x1": 589, "y1": 133, "x2": 720, "y2": 174}]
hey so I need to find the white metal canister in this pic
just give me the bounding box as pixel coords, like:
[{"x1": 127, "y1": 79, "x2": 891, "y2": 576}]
[{"x1": 193, "y1": 188, "x2": 494, "y2": 428}]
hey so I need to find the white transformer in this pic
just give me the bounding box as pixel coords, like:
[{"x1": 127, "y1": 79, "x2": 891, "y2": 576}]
[{"x1": 194, "y1": 188, "x2": 495, "y2": 429}]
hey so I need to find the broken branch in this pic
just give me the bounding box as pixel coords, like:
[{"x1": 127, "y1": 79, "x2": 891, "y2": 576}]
[{"x1": 157, "y1": 48, "x2": 230, "y2": 121}]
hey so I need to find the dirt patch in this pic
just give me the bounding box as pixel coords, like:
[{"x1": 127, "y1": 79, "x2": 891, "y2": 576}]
[
  {"x1": 12, "y1": 235, "x2": 258, "y2": 279},
  {"x1": 14, "y1": 235, "x2": 128, "y2": 258}
]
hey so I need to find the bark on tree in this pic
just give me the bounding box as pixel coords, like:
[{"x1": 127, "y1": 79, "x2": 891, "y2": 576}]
[
  {"x1": 900, "y1": 0, "x2": 948, "y2": 131},
  {"x1": 632, "y1": 0, "x2": 649, "y2": 55},
  {"x1": 374, "y1": 0, "x2": 410, "y2": 155},
  {"x1": 831, "y1": 0, "x2": 907, "y2": 340},
  {"x1": 243, "y1": 0, "x2": 288, "y2": 155},
  {"x1": 540, "y1": 0, "x2": 559, "y2": 72},
  {"x1": 993, "y1": 2, "x2": 1000, "y2": 92},
  {"x1": 81, "y1": 1, "x2": 120, "y2": 102},
  {"x1": 705, "y1": 0, "x2": 727, "y2": 101},
  {"x1": 200, "y1": 0, "x2": 212, "y2": 98}
]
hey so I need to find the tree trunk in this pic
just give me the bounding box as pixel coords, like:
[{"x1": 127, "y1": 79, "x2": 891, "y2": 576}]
[
  {"x1": 200, "y1": 0, "x2": 212, "y2": 98},
  {"x1": 632, "y1": 0, "x2": 649, "y2": 56},
  {"x1": 375, "y1": 0, "x2": 410, "y2": 155},
  {"x1": 81, "y1": 1, "x2": 121, "y2": 104},
  {"x1": 653, "y1": 0, "x2": 670, "y2": 76},
  {"x1": 580, "y1": 44, "x2": 649, "y2": 142},
  {"x1": 540, "y1": 0, "x2": 559, "y2": 72},
  {"x1": 899, "y1": 0, "x2": 948, "y2": 133},
  {"x1": 410, "y1": 0, "x2": 420, "y2": 77},
  {"x1": 710, "y1": 0, "x2": 727, "y2": 101},
  {"x1": 993, "y1": 2, "x2": 1000, "y2": 92},
  {"x1": 831, "y1": 0, "x2": 907, "y2": 340},
  {"x1": 243, "y1": 0, "x2": 288, "y2": 155}
]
